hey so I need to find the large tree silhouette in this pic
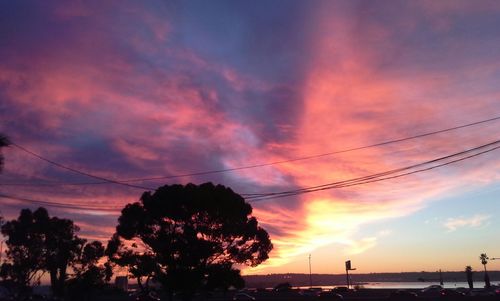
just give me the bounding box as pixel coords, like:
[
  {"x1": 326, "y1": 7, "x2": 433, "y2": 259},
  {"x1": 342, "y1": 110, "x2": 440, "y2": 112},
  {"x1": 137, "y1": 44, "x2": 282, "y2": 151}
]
[{"x1": 108, "y1": 183, "x2": 272, "y2": 300}]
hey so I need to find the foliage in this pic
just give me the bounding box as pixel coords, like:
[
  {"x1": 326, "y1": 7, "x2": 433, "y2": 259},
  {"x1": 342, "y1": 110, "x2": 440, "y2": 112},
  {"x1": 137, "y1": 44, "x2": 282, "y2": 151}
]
[
  {"x1": 0, "y1": 134, "x2": 9, "y2": 226},
  {"x1": 108, "y1": 182, "x2": 272, "y2": 299},
  {"x1": 0, "y1": 208, "x2": 48, "y2": 289},
  {"x1": 0, "y1": 207, "x2": 111, "y2": 297},
  {"x1": 0, "y1": 134, "x2": 10, "y2": 171},
  {"x1": 106, "y1": 234, "x2": 156, "y2": 292},
  {"x1": 204, "y1": 263, "x2": 244, "y2": 292},
  {"x1": 479, "y1": 253, "x2": 488, "y2": 266},
  {"x1": 43, "y1": 211, "x2": 86, "y2": 297},
  {"x1": 66, "y1": 241, "x2": 113, "y2": 300}
]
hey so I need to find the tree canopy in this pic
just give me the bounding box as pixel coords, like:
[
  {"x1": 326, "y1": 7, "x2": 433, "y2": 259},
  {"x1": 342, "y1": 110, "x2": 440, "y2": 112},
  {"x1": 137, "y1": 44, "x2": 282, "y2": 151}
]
[
  {"x1": 0, "y1": 134, "x2": 9, "y2": 172},
  {"x1": 0, "y1": 207, "x2": 110, "y2": 297},
  {"x1": 0, "y1": 208, "x2": 47, "y2": 290},
  {"x1": 108, "y1": 182, "x2": 272, "y2": 299}
]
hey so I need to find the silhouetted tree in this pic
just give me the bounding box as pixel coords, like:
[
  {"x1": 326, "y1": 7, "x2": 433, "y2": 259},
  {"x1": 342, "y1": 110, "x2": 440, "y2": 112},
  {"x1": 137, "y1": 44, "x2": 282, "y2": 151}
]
[
  {"x1": 0, "y1": 134, "x2": 10, "y2": 226},
  {"x1": 106, "y1": 235, "x2": 156, "y2": 293},
  {"x1": 74, "y1": 240, "x2": 111, "y2": 283},
  {"x1": 479, "y1": 253, "x2": 490, "y2": 288},
  {"x1": 0, "y1": 208, "x2": 47, "y2": 293},
  {"x1": 0, "y1": 134, "x2": 10, "y2": 172},
  {"x1": 1, "y1": 207, "x2": 110, "y2": 298},
  {"x1": 67, "y1": 241, "x2": 112, "y2": 301},
  {"x1": 41, "y1": 210, "x2": 86, "y2": 297},
  {"x1": 465, "y1": 266, "x2": 473, "y2": 289},
  {"x1": 204, "y1": 263, "x2": 244, "y2": 293},
  {"x1": 109, "y1": 183, "x2": 273, "y2": 300}
]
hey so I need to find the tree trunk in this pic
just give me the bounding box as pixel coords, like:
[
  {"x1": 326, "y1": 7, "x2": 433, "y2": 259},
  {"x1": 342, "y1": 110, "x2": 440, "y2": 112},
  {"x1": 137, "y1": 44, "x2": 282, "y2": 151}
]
[
  {"x1": 49, "y1": 269, "x2": 59, "y2": 296},
  {"x1": 466, "y1": 271, "x2": 473, "y2": 289},
  {"x1": 49, "y1": 266, "x2": 67, "y2": 298},
  {"x1": 484, "y1": 272, "x2": 491, "y2": 289},
  {"x1": 58, "y1": 266, "x2": 67, "y2": 295}
]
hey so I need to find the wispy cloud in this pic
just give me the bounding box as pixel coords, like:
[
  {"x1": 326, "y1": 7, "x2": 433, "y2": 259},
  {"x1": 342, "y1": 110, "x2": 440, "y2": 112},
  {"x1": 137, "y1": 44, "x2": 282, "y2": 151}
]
[
  {"x1": 343, "y1": 237, "x2": 378, "y2": 255},
  {"x1": 443, "y1": 214, "x2": 491, "y2": 232}
]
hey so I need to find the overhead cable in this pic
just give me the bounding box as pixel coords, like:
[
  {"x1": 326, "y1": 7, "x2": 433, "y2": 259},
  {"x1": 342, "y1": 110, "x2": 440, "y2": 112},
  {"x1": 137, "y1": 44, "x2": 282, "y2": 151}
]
[
  {"x1": 243, "y1": 139, "x2": 500, "y2": 201},
  {"x1": 0, "y1": 193, "x2": 121, "y2": 212},
  {"x1": 5, "y1": 115, "x2": 500, "y2": 187},
  {"x1": 9, "y1": 143, "x2": 154, "y2": 190},
  {"x1": 2, "y1": 139, "x2": 499, "y2": 210}
]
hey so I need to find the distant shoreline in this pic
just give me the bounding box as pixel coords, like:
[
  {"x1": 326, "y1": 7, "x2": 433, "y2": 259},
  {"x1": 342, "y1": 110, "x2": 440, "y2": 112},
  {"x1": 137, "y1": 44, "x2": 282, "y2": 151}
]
[{"x1": 243, "y1": 272, "x2": 500, "y2": 288}]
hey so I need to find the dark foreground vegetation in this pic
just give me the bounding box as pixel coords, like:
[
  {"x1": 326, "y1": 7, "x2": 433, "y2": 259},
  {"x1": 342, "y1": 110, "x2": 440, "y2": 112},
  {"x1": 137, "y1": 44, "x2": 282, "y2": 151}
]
[{"x1": 0, "y1": 181, "x2": 272, "y2": 301}]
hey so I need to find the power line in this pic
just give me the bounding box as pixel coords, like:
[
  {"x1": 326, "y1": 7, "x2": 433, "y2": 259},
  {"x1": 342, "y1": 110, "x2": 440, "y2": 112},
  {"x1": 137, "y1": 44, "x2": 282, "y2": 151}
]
[
  {"x1": 9, "y1": 143, "x2": 154, "y2": 191},
  {"x1": 245, "y1": 140, "x2": 500, "y2": 199},
  {"x1": 3, "y1": 139, "x2": 499, "y2": 211},
  {"x1": 0, "y1": 193, "x2": 121, "y2": 212},
  {"x1": 4, "y1": 115, "x2": 500, "y2": 187},
  {"x1": 243, "y1": 139, "x2": 500, "y2": 201}
]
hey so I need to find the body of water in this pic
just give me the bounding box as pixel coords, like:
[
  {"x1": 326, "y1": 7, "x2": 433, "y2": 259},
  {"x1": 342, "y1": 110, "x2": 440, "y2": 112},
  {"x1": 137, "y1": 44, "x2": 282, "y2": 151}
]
[
  {"x1": 360, "y1": 281, "x2": 496, "y2": 289},
  {"x1": 298, "y1": 281, "x2": 498, "y2": 289}
]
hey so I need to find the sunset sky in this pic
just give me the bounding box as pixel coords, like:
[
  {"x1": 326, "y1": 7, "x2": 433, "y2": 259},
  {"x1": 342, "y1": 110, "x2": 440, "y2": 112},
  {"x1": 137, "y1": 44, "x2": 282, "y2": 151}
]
[{"x1": 1, "y1": 1, "x2": 500, "y2": 276}]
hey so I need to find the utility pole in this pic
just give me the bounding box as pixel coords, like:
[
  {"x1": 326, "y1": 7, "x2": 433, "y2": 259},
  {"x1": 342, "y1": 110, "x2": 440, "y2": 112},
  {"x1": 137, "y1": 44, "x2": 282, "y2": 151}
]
[{"x1": 309, "y1": 254, "x2": 312, "y2": 288}]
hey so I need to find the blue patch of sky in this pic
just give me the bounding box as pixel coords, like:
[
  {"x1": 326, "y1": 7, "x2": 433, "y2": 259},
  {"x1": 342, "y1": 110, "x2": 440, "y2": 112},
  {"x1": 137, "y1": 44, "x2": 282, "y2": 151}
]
[{"x1": 371, "y1": 182, "x2": 500, "y2": 253}]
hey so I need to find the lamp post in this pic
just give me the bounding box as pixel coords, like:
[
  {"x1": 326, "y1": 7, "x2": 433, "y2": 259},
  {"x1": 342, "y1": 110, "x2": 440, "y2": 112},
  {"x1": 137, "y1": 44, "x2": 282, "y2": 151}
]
[
  {"x1": 345, "y1": 260, "x2": 356, "y2": 289},
  {"x1": 309, "y1": 254, "x2": 312, "y2": 288}
]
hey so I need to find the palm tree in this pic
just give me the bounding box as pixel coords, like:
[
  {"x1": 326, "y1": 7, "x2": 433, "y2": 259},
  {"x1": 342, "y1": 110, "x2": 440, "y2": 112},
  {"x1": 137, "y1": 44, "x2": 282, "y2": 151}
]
[
  {"x1": 479, "y1": 253, "x2": 491, "y2": 288},
  {"x1": 465, "y1": 266, "x2": 473, "y2": 289}
]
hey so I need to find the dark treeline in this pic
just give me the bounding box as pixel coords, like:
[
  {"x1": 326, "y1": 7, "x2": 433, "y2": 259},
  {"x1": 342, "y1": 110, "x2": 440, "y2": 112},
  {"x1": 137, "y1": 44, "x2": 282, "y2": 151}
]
[{"x1": 0, "y1": 183, "x2": 273, "y2": 301}]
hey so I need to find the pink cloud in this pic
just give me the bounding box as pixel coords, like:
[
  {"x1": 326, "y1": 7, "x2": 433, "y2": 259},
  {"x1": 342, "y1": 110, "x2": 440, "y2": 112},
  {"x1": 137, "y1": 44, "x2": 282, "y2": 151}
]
[{"x1": 242, "y1": 2, "x2": 500, "y2": 272}]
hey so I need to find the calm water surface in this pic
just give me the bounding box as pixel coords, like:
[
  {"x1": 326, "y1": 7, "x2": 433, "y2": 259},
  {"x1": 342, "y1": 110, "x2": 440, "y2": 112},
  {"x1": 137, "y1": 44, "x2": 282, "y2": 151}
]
[{"x1": 299, "y1": 281, "x2": 498, "y2": 289}]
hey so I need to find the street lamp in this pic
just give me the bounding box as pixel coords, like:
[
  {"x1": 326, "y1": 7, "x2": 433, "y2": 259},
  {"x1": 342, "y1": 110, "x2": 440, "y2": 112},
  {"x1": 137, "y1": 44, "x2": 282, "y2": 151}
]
[
  {"x1": 345, "y1": 260, "x2": 356, "y2": 289},
  {"x1": 308, "y1": 254, "x2": 312, "y2": 288}
]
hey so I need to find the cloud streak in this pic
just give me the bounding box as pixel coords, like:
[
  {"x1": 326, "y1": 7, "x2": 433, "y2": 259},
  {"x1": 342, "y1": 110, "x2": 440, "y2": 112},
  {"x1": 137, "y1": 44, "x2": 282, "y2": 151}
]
[{"x1": 443, "y1": 214, "x2": 491, "y2": 232}]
